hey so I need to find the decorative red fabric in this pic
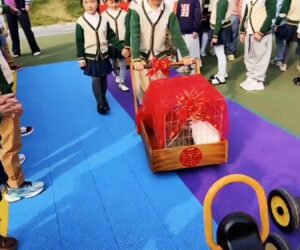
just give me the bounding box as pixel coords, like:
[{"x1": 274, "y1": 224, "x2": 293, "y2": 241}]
[
  {"x1": 146, "y1": 57, "x2": 171, "y2": 78},
  {"x1": 136, "y1": 75, "x2": 229, "y2": 149}
]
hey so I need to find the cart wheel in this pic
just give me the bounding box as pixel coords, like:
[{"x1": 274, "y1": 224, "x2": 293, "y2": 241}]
[
  {"x1": 268, "y1": 189, "x2": 300, "y2": 231},
  {"x1": 264, "y1": 233, "x2": 290, "y2": 250}
]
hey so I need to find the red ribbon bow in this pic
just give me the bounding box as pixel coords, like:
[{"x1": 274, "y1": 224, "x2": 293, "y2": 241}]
[
  {"x1": 147, "y1": 57, "x2": 171, "y2": 78},
  {"x1": 167, "y1": 90, "x2": 208, "y2": 140}
]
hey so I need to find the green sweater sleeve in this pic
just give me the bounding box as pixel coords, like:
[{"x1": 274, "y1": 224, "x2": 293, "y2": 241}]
[
  {"x1": 168, "y1": 13, "x2": 190, "y2": 58},
  {"x1": 130, "y1": 10, "x2": 141, "y2": 62},
  {"x1": 75, "y1": 23, "x2": 85, "y2": 60},
  {"x1": 259, "y1": 0, "x2": 276, "y2": 35},
  {"x1": 124, "y1": 9, "x2": 133, "y2": 48},
  {"x1": 213, "y1": 0, "x2": 228, "y2": 37},
  {"x1": 107, "y1": 22, "x2": 124, "y2": 51},
  {"x1": 240, "y1": 4, "x2": 248, "y2": 33},
  {"x1": 0, "y1": 5, "x2": 11, "y2": 15},
  {"x1": 275, "y1": 0, "x2": 290, "y2": 25}
]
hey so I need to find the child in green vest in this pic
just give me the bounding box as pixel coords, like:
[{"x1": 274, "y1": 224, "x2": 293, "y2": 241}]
[
  {"x1": 76, "y1": 0, "x2": 127, "y2": 114},
  {"x1": 130, "y1": 0, "x2": 192, "y2": 98},
  {"x1": 124, "y1": 0, "x2": 140, "y2": 51},
  {"x1": 103, "y1": 0, "x2": 129, "y2": 92},
  {"x1": 209, "y1": 0, "x2": 234, "y2": 85},
  {"x1": 239, "y1": 0, "x2": 276, "y2": 91},
  {"x1": 274, "y1": 0, "x2": 300, "y2": 72}
]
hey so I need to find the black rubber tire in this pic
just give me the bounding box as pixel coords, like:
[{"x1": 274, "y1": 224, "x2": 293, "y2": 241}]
[
  {"x1": 264, "y1": 233, "x2": 290, "y2": 250},
  {"x1": 268, "y1": 189, "x2": 300, "y2": 231}
]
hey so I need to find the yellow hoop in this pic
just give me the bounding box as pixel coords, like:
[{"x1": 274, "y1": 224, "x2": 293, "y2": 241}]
[
  {"x1": 0, "y1": 191, "x2": 9, "y2": 237},
  {"x1": 203, "y1": 174, "x2": 269, "y2": 250}
]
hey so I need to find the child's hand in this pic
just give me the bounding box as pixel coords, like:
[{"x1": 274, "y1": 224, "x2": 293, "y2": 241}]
[
  {"x1": 25, "y1": 5, "x2": 30, "y2": 12},
  {"x1": 192, "y1": 32, "x2": 198, "y2": 39},
  {"x1": 253, "y1": 32, "x2": 263, "y2": 42},
  {"x1": 122, "y1": 48, "x2": 130, "y2": 58},
  {"x1": 182, "y1": 57, "x2": 192, "y2": 66},
  {"x1": 2, "y1": 30, "x2": 9, "y2": 38},
  {"x1": 274, "y1": 25, "x2": 279, "y2": 32},
  {"x1": 133, "y1": 61, "x2": 145, "y2": 71},
  {"x1": 79, "y1": 60, "x2": 86, "y2": 69},
  {"x1": 10, "y1": 7, "x2": 20, "y2": 15},
  {"x1": 239, "y1": 33, "x2": 245, "y2": 44},
  {"x1": 211, "y1": 37, "x2": 218, "y2": 46}
]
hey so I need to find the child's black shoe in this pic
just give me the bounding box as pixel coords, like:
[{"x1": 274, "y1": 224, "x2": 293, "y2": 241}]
[
  {"x1": 97, "y1": 98, "x2": 110, "y2": 114},
  {"x1": 293, "y1": 76, "x2": 300, "y2": 86}
]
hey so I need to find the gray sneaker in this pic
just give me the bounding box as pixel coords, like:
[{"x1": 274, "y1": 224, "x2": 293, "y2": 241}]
[{"x1": 4, "y1": 181, "x2": 44, "y2": 202}]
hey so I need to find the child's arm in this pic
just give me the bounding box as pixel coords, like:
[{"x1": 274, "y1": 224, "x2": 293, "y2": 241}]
[
  {"x1": 239, "y1": 3, "x2": 248, "y2": 43},
  {"x1": 213, "y1": 0, "x2": 228, "y2": 40},
  {"x1": 130, "y1": 9, "x2": 141, "y2": 62},
  {"x1": 75, "y1": 23, "x2": 86, "y2": 67},
  {"x1": 298, "y1": 22, "x2": 300, "y2": 38},
  {"x1": 257, "y1": 0, "x2": 276, "y2": 37},
  {"x1": 107, "y1": 22, "x2": 124, "y2": 51},
  {"x1": 124, "y1": 8, "x2": 133, "y2": 49},
  {"x1": 168, "y1": 12, "x2": 191, "y2": 64},
  {"x1": 25, "y1": 0, "x2": 31, "y2": 12},
  {"x1": 274, "y1": 0, "x2": 291, "y2": 26}
]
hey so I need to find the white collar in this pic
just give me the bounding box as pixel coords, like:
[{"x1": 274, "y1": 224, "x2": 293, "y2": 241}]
[
  {"x1": 143, "y1": 0, "x2": 164, "y2": 14},
  {"x1": 106, "y1": 8, "x2": 121, "y2": 18},
  {"x1": 84, "y1": 12, "x2": 100, "y2": 28},
  {"x1": 84, "y1": 12, "x2": 100, "y2": 20}
]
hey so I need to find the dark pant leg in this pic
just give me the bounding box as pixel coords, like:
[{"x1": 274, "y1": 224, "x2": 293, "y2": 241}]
[
  {"x1": 0, "y1": 161, "x2": 8, "y2": 187},
  {"x1": 282, "y1": 41, "x2": 292, "y2": 64},
  {"x1": 92, "y1": 76, "x2": 107, "y2": 105},
  {"x1": 5, "y1": 13, "x2": 20, "y2": 55},
  {"x1": 18, "y1": 11, "x2": 40, "y2": 54}
]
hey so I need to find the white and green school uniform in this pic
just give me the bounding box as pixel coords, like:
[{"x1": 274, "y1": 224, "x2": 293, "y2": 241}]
[
  {"x1": 240, "y1": 0, "x2": 276, "y2": 83},
  {"x1": 76, "y1": 12, "x2": 123, "y2": 76},
  {"x1": 124, "y1": 0, "x2": 141, "y2": 48},
  {"x1": 102, "y1": 8, "x2": 127, "y2": 84},
  {"x1": 130, "y1": 0, "x2": 190, "y2": 62},
  {"x1": 209, "y1": 0, "x2": 234, "y2": 84},
  {"x1": 102, "y1": 8, "x2": 127, "y2": 42},
  {"x1": 76, "y1": 12, "x2": 124, "y2": 111},
  {"x1": 275, "y1": 0, "x2": 300, "y2": 43},
  {"x1": 209, "y1": 0, "x2": 234, "y2": 40}
]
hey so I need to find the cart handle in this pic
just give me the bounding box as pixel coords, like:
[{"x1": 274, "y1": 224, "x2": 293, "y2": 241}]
[
  {"x1": 131, "y1": 59, "x2": 201, "y2": 70},
  {"x1": 203, "y1": 174, "x2": 270, "y2": 250}
]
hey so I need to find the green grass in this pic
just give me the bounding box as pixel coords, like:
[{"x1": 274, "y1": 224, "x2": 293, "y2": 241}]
[
  {"x1": 30, "y1": 0, "x2": 82, "y2": 26},
  {"x1": 64, "y1": 0, "x2": 84, "y2": 18}
]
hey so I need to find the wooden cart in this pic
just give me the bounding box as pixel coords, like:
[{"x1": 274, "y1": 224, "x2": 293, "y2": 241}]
[{"x1": 131, "y1": 60, "x2": 228, "y2": 172}]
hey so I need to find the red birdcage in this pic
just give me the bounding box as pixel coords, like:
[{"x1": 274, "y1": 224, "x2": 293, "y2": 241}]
[{"x1": 136, "y1": 73, "x2": 229, "y2": 172}]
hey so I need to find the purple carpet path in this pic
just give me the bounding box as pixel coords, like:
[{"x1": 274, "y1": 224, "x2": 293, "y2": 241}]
[{"x1": 108, "y1": 74, "x2": 300, "y2": 248}]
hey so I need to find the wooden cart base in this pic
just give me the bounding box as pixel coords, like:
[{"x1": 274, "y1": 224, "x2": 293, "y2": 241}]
[{"x1": 140, "y1": 121, "x2": 228, "y2": 172}]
